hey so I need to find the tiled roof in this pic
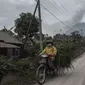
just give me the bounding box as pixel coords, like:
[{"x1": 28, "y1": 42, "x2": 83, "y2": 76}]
[
  {"x1": 0, "y1": 42, "x2": 20, "y2": 48},
  {"x1": 0, "y1": 32, "x2": 22, "y2": 44}
]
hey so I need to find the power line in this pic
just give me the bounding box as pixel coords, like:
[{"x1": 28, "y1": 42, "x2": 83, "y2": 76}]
[
  {"x1": 40, "y1": 4, "x2": 72, "y2": 29},
  {"x1": 48, "y1": 0, "x2": 64, "y2": 14},
  {"x1": 51, "y1": 0, "x2": 68, "y2": 13},
  {"x1": 56, "y1": 0, "x2": 68, "y2": 12}
]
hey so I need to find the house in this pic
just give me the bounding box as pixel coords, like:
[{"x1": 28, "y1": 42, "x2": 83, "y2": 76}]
[{"x1": 0, "y1": 31, "x2": 22, "y2": 58}]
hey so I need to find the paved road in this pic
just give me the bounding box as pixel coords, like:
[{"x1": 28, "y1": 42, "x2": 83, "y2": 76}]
[{"x1": 37, "y1": 53, "x2": 85, "y2": 85}]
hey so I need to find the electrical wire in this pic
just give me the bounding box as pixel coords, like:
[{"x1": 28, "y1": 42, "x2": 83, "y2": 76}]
[
  {"x1": 48, "y1": 0, "x2": 64, "y2": 14},
  {"x1": 56, "y1": 0, "x2": 68, "y2": 12},
  {"x1": 50, "y1": 0, "x2": 68, "y2": 15},
  {"x1": 35, "y1": 0, "x2": 69, "y2": 29},
  {"x1": 40, "y1": 4, "x2": 72, "y2": 29}
]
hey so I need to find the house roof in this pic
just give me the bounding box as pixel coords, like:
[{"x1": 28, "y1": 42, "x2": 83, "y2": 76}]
[
  {"x1": 0, "y1": 32, "x2": 22, "y2": 44},
  {"x1": 0, "y1": 42, "x2": 20, "y2": 48}
]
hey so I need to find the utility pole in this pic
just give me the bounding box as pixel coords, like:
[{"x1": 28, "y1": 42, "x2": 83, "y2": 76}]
[
  {"x1": 60, "y1": 29, "x2": 62, "y2": 35},
  {"x1": 80, "y1": 29, "x2": 83, "y2": 37},
  {"x1": 80, "y1": 29, "x2": 84, "y2": 43},
  {"x1": 23, "y1": 0, "x2": 38, "y2": 47},
  {"x1": 38, "y1": 0, "x2": 43, "y2": 51}
]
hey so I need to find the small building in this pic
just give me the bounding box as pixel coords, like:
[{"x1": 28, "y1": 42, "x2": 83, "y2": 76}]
[{"x1": 0, "y1": 31, "x2": 22, "y2": 58}]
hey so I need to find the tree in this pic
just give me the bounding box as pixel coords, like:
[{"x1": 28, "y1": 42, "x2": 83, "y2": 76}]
[
  {"x1": 33, "y1": 33, "x2": 45, "y2": 41},
  {"x1": 71, "y1": 31, "x2": 82, "y2": 43},
  {"x1": 14, "y1": 12, "x2": 39, "y2": 41}
]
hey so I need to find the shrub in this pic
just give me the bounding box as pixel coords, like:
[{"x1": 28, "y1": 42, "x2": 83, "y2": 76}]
[
  {"x1": 0, "y1": 56, "x2": 17, "y2": 84},
  {"x1": 54, "y1": 43, "x2": 73, "y2": 68}
]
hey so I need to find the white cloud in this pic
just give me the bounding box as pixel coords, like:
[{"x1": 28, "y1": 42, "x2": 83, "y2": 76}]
[
  {"x1": 0, "y1": 0, "x2": 85, "y2": 36},
  {"x1": 0, "y1": 17, "x2": 8, "y2": 22},
  {"x1": 8, "y1": 0, "x2": 35, "y2": 5}
]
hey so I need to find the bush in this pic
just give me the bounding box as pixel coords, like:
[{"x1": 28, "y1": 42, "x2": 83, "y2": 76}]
[
  {"x1": 0, "y1": 56, "x2": 17, "y2": 84},
  {"x1": 54, "y1": 43, "x2": 73, "y2": 68},
  {"x1": 1, "y1": 38, "x2": 85, "y2": 84}
]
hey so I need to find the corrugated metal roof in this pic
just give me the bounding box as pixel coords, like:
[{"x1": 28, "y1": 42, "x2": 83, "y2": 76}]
[
  {"x1": 0, "y1": 42, "x2": 20, "y2": 48},
  {"x1": 0, "y1": 32, "x2": 22, "y2": 44}
]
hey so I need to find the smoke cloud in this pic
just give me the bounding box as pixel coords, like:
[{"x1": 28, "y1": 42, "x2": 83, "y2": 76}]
[{"x1": 66, "y1": 3, "x2": 85, "y2": 34}]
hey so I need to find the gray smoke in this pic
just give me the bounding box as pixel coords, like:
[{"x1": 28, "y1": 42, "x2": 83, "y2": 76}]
[
  {"x1": 69, "y1": 3, "x2": 85, "y2": 27},
  {"x1": 66, "y1": 3, "x2": 85, "y2": 34}
]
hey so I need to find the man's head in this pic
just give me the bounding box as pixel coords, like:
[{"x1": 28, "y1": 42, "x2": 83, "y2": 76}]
[{"x1": 46, "y1": 40, "x2": 53, "y2": 47}]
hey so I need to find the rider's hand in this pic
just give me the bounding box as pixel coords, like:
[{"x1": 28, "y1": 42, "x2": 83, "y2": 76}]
[{"x1": 39, "y1": 54, "x2": 41, "y2": 56}]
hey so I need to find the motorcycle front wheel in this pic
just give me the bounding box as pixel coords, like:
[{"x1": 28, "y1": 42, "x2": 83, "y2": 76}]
[{"x1": 36, "y1": 64, "x2": 46, "y2": 85}]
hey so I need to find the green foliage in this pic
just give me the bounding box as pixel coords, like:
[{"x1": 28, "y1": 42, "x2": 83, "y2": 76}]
[
  {"x1": 0, "y1": 56, "x2": 13, "y2": 75},
  {"x1": 0, "y1": 7, "x2": 84, "y2": 84},
  {"x1": 0, "y1": 56, "x2": 17, "y2": 83},
  {"x1": 55, "y1": 43, "x2": 74, "y2": 68},
  {"x1": 14, "y1": 12, "x2": 39, "y2": 55},
  {"x1": 71, "y1": 31, "x2": 82, "y2": 43},
  {"x1": 14, "y1": 12, "x2": 39, "y2": 39}
]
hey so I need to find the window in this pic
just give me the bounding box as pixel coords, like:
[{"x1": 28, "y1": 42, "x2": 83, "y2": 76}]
[
  {"x1": 8, "y1": 48, "x2": 20, "y2": 58},
  {"x1": 15, "y1": 49, "x2": 20, "y2": 57},
  {"x1": 7, "y1": 48, "x2": 13, "y2": 57}
]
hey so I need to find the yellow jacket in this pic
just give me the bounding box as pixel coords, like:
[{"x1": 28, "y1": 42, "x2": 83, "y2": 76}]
[{"x1": 40, "y1": 46, "x2": 57, "y2": 55}]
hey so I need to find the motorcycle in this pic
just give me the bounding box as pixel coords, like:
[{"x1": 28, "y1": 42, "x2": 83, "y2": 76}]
[{"x1": 36, "y1": 54, "x2": 57, "y2": 85}]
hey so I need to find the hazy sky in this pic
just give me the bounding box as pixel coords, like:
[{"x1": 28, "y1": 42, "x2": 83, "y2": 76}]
[{"x1": 0, "y1": 0, "x2": 85, "y2": 36}]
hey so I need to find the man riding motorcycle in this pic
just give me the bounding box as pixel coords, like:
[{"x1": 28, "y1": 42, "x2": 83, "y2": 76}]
[{"x1": 40, "y1": 40, "x2": 57, "y2": 70}]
